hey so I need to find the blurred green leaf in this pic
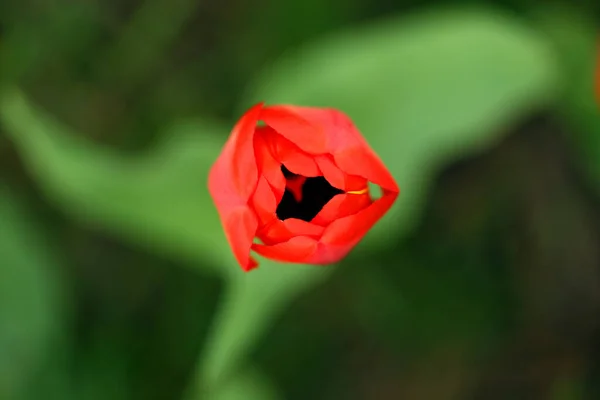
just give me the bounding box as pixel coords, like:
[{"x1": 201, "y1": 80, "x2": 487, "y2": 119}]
[
  {"x1": 191, "y1": 6, "x2": 561, "y2": 394},
  {"x1": 551, "y1": 375, "x2": 585, "y2": 400},
  {"x1": 0, "y1": 7, "x2": 562, "y2": 396},
  {"x1": 0, "y1": 88, "x2": 230, "y2": 274},
  {"x1": 190, "y1": 263, "x2": 332, "y2": 393},
  {"x1": 0, "y1": 187, "x2": 65, "y2": 399},
  {"x1": 0, "y1": 88, "x2": 331, "y2": 395},
  {"x1": 530, "y1": 4, "x2": 600, "y2": 187},
  {"x1": 202, "y1": 367, "x2": 281, "y2": 400},
  {"x1": 95, "y1": 0, "x2": 200, "y2": 88},
  {"x1": 75, "y1": 336, "x2": 132, "y2": 400},
  {"x1": 0, "y1": 3, "x2": 103, "y2": 84},
  {"x1": 244, "y1": 6, "x2": 559, "y2": 250}
]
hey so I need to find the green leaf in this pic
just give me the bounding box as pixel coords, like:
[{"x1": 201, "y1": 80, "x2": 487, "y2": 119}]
[
  {"x1": 244, "y1": 6, "x2": 559, "y2": 249},
  {"x1": 0, "y1": 88, "x2": 230, "y2": 274},
  {"x1": 195, "y1": 367, "x2": 281, "y2": 400},
  {"x1": 190, "y1": 263, "x2": 332, "y2": 393},
  {"x1": 0, "y1": 8, "x2": 561, "y2": 395},
  {"x1": 0, "y1": 3, "x2": 103, "y2": 84},
  {"x1": 0, "y1": 187, "x2": 65, "y2": 399},
  {"x1": 0, "y1": 88, "x2": 331, "y2": 394},
  {"x1": 94, "y1": 0, "x2": 201, "y2": 88},
  {"x1": 194, "y1": 7, "x2": 560, "y2": 390},
  {"x1": 530, "y1": 5, "x2": 600, "y2": 187}
]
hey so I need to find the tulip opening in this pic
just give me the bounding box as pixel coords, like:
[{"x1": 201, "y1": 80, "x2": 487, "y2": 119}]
[{"x1": 276, "y1": 165, "x2": 343, "y2": 222}]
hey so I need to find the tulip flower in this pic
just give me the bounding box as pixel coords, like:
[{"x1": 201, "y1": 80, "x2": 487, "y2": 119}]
[{"x1": 208, "y1": 103, "x2": 400, "y2": 271}]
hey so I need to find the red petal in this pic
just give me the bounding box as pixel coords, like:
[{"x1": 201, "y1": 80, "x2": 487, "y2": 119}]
[
  {"x1": 315, "y1": 155, "x2": 367, "y2": 191},
  {"x1": 259, "y1": 192, "x2": 396, "y2": 266},
  {"x1": 209, "y1": 103, "x2": 262, "y2": 203},
  {"x1": 224, "y1": 206, "x2": 259, "y2": 271},
  {"x1": 312, "y1": 193, "x2": 372, "y2": 226},
  {"x1": 261, "y1": 126, "x2": 320, "y2": 177},
  {"x1": 252, "y1": 236, "x2": 319, "y2": 263},
  {"x1": 252, "y1": 236, "x2": 352, "y2": 265},
  {"x1": 260, "y1": 105, "x2": 328, "y2": 154},
  {"x1": 251, "y1": 176, "x2": 278, "y2": 225},
  {"x1": 335, "y1": 146, "x2": 398, "y2": 193},
  {"x1": 208, "y1": 103, "x2": 263, "y2": 271},
  {"x1": 257, "y1": 218, "x2": 324, "y2": 245},
  {"x1": 321, "y1": 190, "x2": 398, "y2": 247},
  {"x1": 254, "y1": 128, "x2": 286, "y2": 201},
  {"x1": 253, "y1": 192, "x2": 387, "y2": 265},
  {"x1": 284, "y1": 106, "x2": 399, "y2": 193}
]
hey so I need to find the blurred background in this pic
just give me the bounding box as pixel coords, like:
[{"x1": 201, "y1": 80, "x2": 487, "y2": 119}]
[{"x1": 1, "y1": 0, "x2": 600, "y2": 399}]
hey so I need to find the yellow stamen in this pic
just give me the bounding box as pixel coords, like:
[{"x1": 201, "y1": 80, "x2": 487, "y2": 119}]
[{"x1": 347, "y1": 187, "x2": 369, "y2": 195}]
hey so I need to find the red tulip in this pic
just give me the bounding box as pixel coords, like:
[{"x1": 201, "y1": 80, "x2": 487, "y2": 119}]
[{"x1": 208, "y1": 103, "x2": 400, "y2": 271}]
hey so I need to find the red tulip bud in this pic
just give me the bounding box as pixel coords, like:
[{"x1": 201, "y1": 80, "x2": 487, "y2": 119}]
[{"x1": 208, "y1": 103, "x2": 400, "y2": 271}]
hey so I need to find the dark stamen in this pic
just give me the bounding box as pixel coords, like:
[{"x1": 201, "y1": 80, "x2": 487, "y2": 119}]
[{"x1": 276, "y1": 165, "x2": 343, "y2": 222}]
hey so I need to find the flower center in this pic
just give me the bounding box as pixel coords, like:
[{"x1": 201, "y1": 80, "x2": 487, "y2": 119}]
[{"x1": 276, "y1": 165, "x2": 343, "y2": 222}]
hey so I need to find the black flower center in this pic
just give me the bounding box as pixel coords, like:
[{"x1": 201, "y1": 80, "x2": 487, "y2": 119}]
[{"x1": 276, "y1": 165, "x2": 343, "y2": 222}]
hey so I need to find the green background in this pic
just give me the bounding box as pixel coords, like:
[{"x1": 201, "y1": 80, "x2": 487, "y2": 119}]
[{"x1": 1, "y1": 0, "x2": 600, "y2": 399}]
